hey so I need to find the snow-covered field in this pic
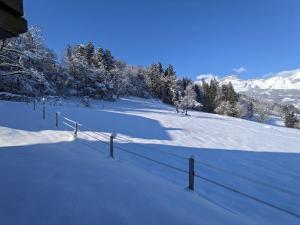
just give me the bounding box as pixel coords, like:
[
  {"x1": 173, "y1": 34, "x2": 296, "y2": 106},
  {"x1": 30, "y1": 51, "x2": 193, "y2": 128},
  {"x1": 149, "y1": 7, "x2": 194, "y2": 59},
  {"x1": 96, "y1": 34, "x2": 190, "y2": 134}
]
[{"x1": 1, "y1": 97, "x2": 300, "y2": 225}]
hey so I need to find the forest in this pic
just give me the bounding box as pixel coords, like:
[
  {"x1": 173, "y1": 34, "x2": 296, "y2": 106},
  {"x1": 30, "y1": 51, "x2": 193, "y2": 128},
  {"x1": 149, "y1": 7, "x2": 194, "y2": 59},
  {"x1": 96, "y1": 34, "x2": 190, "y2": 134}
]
[{"x1": 0, "y1": 27, "x2": 299, "y2": 128}]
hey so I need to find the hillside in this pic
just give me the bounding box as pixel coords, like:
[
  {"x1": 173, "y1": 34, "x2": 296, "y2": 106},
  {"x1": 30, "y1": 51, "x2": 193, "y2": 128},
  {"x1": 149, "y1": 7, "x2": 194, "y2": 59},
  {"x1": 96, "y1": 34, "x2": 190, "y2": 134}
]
[{"x1": 1, "y1": 97, "x2": 300, "y2": 225}]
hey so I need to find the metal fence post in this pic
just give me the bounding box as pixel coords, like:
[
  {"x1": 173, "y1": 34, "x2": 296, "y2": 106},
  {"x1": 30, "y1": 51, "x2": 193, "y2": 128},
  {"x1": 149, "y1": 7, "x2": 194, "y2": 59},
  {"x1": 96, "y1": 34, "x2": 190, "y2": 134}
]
[
  {"x1": 189, "y1": 156, "x2": 195, "y2": 191},
  {"x1": 110, "y1": 134, "x2": 114, "y2": 158},
  {"x1": 42, "y1": 101, "x2": 45, "y2": 119},
  {"x1": 56, "y1": 112, "x2": 59, "y2": 127},
  {"x1": 74, "y1": 122, "x2": 78, "y2": 138}
]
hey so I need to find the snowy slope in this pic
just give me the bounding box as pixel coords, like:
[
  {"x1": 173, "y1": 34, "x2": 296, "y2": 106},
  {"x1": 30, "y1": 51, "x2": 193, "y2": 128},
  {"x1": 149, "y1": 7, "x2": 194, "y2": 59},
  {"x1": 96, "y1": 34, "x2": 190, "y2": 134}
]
[{"x1": 1, "y1": 98, "x2": 300, "y2": 225}]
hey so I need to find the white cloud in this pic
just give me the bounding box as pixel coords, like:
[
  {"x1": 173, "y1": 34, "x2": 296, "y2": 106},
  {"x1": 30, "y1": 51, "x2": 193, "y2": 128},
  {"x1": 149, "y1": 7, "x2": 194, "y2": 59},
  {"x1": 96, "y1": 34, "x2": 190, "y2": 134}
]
[
  {"x1": 232, "y1": 67, "x2": 247, "y2": 74},
  {"x1": 196, "y1": 74, "x2": 218, "y2": 80}
]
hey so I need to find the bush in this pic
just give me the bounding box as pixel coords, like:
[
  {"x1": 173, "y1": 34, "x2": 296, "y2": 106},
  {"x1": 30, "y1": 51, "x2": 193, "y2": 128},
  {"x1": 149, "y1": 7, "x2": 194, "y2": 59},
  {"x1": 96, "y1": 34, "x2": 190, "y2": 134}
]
[{"x1": 82, "y1": 96, "x2": 91, "y2": 107}]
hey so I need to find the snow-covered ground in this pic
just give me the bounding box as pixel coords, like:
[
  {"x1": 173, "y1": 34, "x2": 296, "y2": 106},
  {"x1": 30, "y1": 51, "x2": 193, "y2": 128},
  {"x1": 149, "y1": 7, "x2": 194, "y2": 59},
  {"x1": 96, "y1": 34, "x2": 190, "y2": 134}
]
[{"x1": 1, "y1": 97, "x2": 300, "y2": 225}]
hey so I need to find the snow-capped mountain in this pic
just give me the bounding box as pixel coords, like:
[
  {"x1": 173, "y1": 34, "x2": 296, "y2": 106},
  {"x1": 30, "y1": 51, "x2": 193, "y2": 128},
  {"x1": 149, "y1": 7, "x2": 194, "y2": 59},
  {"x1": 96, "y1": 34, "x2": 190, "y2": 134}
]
[
  {"x1": 196, "y1": 69, "x2": 300, "y2": 91},
  {"x1": 195, "y1": 69, "x2": 300, "y2": 108}
]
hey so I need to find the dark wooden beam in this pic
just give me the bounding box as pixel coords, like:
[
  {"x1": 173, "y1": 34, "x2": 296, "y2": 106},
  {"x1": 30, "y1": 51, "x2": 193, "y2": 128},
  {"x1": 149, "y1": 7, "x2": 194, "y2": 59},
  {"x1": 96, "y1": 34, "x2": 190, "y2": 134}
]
[
  {"x1": 0, "y1": 7, "x2": 27, "y2": 39},
  {"x1": 0, "y1": 0, "x2": 27, "y2": 39},
  {"x1": 0, "y1": 0, "x2": 24, "y2": 16}
]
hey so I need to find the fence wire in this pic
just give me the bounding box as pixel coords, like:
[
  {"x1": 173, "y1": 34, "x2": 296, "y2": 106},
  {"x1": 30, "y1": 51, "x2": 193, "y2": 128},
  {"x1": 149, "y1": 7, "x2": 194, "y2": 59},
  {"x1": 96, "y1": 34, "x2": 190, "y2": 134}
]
[
  {"x1": 114, "y1": 144, "x2": 188, "y2": 174},
  {"x1": 194, "y1": 173, "x2": 300, "y2": 219}
]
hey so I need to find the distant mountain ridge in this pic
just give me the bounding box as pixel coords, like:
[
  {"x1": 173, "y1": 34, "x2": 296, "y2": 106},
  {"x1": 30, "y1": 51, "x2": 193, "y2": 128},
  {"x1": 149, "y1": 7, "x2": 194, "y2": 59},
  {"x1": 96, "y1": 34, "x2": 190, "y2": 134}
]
[
  {"x1": 195, "y1": 69, "x2": 300, "y2": 91},
  {"x1": 195, "y1": 69, "x2": 300, "y2": 108}
]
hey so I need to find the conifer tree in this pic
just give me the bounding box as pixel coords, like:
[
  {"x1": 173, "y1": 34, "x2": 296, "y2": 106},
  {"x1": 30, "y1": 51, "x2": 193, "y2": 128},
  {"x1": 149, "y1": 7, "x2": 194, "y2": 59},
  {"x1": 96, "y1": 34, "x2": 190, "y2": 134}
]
[
  {"x1": 97, "y1": 48, "x2": 105, "y2": 68},
  {"x1": 164, "y1": 64, "x2": 176, "y2": 77},
  {"x1": 283, "y1": 105, "x2": 299, "y2": 128},
  {"x1": 103, "y1": 49, "x2": 115, "y2": 71},
  {"x1": 202, "y1": 79, "x2": 219, "y2": 113},
  {"x1": 162, "y1": 64, "x2": 177, "y2": 104},
  {"x1": 147, "y1": 63, "x2": 164, "y2": 98},
  {"x1": 226, "y1": 82, "x2": 237, "y2": 105},
  {"x1": 193, "y1": 84, "x2": 202, "y2": 103},
  {"x1": 85, "y1": 42, "x2": 95, "y2": 66}
]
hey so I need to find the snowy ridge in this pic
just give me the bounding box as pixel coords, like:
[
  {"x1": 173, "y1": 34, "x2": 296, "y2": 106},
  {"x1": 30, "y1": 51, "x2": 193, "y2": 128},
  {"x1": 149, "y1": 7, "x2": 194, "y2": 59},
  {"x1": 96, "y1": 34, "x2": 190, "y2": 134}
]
[
  {"x1": 195, "y1": 69, "x2": 300, "y2": 108},
  {"x1": 195, "y1": 68, "x2": 300, "y2": 91}
]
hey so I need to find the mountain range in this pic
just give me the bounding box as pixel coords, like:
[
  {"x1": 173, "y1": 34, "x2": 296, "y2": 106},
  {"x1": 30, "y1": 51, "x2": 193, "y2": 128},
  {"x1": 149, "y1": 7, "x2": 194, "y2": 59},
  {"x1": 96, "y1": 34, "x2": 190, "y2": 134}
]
[{"x1": 195, "y1": 69, "x2": 300, "y2": 108}]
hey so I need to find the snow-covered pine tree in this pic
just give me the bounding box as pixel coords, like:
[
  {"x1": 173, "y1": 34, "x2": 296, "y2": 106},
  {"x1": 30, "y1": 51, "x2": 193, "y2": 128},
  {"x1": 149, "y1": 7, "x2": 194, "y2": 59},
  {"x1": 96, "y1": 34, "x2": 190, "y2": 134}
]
[
  {"x1": 283, "y1": 105, "x2": 299, "y2": 128},
  {"x1": 85, "y1": 42, "x2": 95, "y2": 66},
  {"x1": 102, "y1": 49, "x2": 115, "y2": 72},
  {"x1": 161, "y1": 64, "x2": 178, "y2": 104},
  {"x1": 146, "y1": 63, "x2": 164, "y2": 98}
]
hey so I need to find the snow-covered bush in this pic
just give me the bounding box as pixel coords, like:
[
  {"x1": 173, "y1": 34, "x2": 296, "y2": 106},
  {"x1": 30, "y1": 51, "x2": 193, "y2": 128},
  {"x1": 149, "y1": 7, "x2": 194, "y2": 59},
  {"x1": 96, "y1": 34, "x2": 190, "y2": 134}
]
[
  {"x1": 215, "y1": 101, "x2": 233, "y2": 116},
  {"x1": 254, "y1": 103, "x2": 270, "y2": 122},
  {"x1": 82, "y1": 96, "x2": 91, "y2": 107},
  {"x1": 179, "y1": 84, "x2": 197, "y2": 115},
  {"x1": 214, "y1": 101, "x2": 246, "y2": 118}
]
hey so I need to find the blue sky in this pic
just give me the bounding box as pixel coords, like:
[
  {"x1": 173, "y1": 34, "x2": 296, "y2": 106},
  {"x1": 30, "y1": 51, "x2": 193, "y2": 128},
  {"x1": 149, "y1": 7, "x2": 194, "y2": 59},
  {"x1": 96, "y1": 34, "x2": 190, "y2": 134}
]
[{"x1": 24, "y1": 0, "x2": 300, "y2": 80}]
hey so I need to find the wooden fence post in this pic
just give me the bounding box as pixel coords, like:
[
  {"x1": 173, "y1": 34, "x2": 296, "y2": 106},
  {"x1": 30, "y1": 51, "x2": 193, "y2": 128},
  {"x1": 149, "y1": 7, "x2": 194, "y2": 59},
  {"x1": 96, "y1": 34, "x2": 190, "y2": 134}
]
[
  {"x1": 189, "y1": 156, "x2": 195, "y2": 191},
  {"x1": 110, "y1": 134, "x2": 114, "y2": 158},
  {"x1": 33, "y1": 100, "x2": 36, "y2": 111},
  {"x1": 56, "y1": 112, "x2": 59, "y2": 127}
]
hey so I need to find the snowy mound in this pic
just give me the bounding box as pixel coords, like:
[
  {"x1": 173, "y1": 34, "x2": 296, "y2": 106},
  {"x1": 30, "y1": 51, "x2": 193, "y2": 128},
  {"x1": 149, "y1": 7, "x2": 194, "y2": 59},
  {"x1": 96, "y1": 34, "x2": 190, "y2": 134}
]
[{"x1": 1, "y1": 98, "x2": 300, "y2": 225}]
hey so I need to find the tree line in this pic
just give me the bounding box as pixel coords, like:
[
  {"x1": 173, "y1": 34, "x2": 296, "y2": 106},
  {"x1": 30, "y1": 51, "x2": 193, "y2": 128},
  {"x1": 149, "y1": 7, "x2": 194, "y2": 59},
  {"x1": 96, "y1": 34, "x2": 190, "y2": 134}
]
[{"x1": 0, "y1": 27, "x2": 299, "y2": 128}]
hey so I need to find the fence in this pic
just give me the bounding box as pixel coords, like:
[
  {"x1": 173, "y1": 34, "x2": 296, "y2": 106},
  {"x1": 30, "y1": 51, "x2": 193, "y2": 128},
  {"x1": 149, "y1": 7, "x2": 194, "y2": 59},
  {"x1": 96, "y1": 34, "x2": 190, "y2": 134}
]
[{"x1": 27, "y1": 99, "x2": 300, "y2": 220}]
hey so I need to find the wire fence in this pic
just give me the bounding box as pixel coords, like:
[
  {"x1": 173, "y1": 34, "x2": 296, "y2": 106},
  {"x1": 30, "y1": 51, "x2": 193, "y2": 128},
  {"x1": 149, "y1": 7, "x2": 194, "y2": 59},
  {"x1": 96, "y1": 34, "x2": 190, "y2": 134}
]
[
  {"x1": 194, "y1": 173, "x2": 300, "y2": 219},
  {"x1": 28, "y1": 99, "x2": 300, "y2": 220}
]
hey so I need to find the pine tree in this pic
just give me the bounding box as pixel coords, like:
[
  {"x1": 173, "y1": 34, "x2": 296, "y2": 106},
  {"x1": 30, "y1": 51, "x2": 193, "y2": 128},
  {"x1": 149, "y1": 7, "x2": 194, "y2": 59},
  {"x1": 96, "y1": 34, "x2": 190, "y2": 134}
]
[
  {"x1": 193, "y1": 84, "x2": 202, "y2": 103},
  {"x1": 157, "y1": 62, "x2": 164, "y2": 74},
  {"x1": 283, "y1": 105, "x2": 299, "y2": 128},
  {"x1": 97, "y1": 48, "x2": 105, "y2": 68},
  {"x1": 164, "y1": 64, "x2": 176, "y2": 77},
  {"x1": 202, "y1": 79, "x2": 219, "y2": 113},
  {"x1": 85, "y1": 42, "x2": 95, "y2": 66},
  {"x1": 226, "y1": 82, "x2": 237, "y2": 105},
  {"x1": 161, "y1": 64, "x2": 177, "y2": 104},
  {"x1": 147, "y1": 63, "x2": 164, "y2": 98},
  {"x1": 103, "y1": 49, "x2": 115, "y2": 71}
]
